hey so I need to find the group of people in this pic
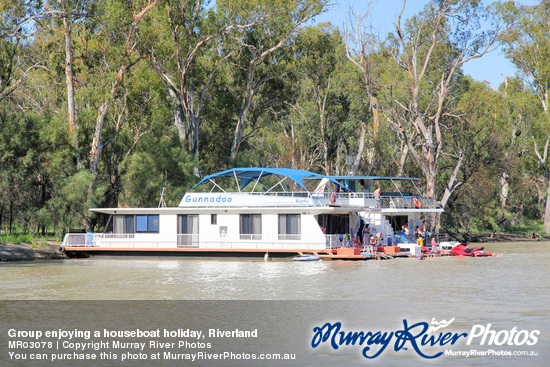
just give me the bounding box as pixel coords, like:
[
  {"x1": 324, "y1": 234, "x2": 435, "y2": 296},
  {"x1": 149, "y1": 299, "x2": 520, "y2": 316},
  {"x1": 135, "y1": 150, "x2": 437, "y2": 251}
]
[
  {"x1": 414, "y1": 221, "x2": 428, "y2": 243},
  {"x1": 413, "y1": 220, "x2": 438, "y2": 252},
  {"x1": 400, "y1": 220, "x2": 438, "y2": 252}
]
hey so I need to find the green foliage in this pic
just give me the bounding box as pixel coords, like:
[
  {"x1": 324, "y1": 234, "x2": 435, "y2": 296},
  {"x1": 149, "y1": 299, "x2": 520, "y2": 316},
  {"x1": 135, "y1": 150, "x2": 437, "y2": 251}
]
[{"x1": 0, "y1": 0, "x2": 548, "y2": 237}]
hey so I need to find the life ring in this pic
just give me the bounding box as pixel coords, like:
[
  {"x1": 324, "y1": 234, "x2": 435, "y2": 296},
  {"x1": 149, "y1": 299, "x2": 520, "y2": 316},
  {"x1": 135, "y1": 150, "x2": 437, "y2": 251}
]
[
  {"x1": 330, "y1": 192, "x2": 337, "y2": 204},
  {"x1": 413, "y1": 198, "x2": 421, "y2": 208}
]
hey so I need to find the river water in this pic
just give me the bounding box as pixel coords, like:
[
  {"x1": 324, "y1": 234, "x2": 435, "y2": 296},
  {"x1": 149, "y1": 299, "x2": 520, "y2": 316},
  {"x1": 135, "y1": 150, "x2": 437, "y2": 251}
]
[{"x1": 1, "y1": 241, "x2": 548, "y2": 366}]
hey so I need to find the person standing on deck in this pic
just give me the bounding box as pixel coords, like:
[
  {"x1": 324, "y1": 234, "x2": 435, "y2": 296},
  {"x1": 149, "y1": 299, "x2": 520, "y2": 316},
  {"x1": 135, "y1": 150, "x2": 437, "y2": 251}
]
[
  {"x1": 431, "y1": 237, "x2": 438, "y2": 253},
  {"x1": 369, "y1": 234, "x2": 377, "y2": 253},
  {"x1": 373, "y1": 184, "x2": 381, "y2": 208},
  {"x1": 421, "y1": 220, "x2": 428, "y2": 242}
]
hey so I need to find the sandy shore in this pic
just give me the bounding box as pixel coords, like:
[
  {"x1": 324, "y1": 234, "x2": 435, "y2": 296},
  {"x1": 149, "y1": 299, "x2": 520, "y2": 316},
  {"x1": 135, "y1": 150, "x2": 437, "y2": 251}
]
[{"x1": 0, "y1": 242, "x2": 66, "y2": 262}]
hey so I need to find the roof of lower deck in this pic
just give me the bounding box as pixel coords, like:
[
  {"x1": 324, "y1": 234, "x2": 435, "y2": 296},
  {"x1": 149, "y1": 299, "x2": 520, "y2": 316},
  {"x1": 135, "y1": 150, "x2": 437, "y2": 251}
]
[{"x1": 89, "y1": 206, "x2": 364, "y2": 215}]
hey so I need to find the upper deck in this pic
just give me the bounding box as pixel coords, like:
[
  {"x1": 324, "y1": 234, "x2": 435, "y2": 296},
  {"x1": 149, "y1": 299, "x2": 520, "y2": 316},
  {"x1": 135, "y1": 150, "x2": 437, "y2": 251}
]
[{"x1": 179, "y1": 168, "x2": 443, "y2": 212}]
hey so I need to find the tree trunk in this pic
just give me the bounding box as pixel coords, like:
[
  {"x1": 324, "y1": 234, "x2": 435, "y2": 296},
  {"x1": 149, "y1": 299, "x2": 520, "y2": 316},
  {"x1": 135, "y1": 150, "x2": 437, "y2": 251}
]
[
  {"x1": 425, "y1": 166, "x2": 437, "y2": 232},
  {"x1": 397, "y1": 142, "x2": 408, "y2": 178},
  {"x1": 439, "y1": 151, "x2": 464, "y2": 209},
  {"x1": 321, "y1": 117, "x2": 329, "y2": 173},
  {"x1": 169, "y1": 91, "x2": 188, "y2": 147},
  {"x1": 83, "y1": 177, "x2": 96, "y2": 232},
  {"x1": 63, "y1": 13, "x2": 80, "y2": 165},
  {"x1": 90, "y1": 102, "x2": 111, "y2": 173},
  {"x1": 500, "y1": 172, "x2": 509, "y2": 209},
  {"x1": 9, "y1": 201, "x2": 13, "y2": 234},
  {"x1": 89, "y1": 1, "x2": 156, "y2": 172},
  {"x1": 344, "y1": 122, "x2": 366, "y2": 175},
  {"x1": 229, "y1": 83, "x2": 256, "y2": 166},
  {"x1": 183, "y1": 89, "x2": 200, "y2": 160},
  {"x1": 435, "y1": 151, "x2": 464, "y2": 233},
  {"x1": 192, "y1": 114, "x2": 199, "y2": 161},
  {"x1": 544, "y1": 173, "x2": 550, "y2": 234},
  {"x1": 229, "y1": 115, "x2": 246, "y2": 167}
]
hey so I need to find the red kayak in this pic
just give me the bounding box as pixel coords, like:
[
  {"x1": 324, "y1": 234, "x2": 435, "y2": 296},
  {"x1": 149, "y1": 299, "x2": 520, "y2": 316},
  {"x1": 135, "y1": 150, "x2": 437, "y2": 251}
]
[{"x1": 450, "y1": 244, "x2": 493, "y2": 257}]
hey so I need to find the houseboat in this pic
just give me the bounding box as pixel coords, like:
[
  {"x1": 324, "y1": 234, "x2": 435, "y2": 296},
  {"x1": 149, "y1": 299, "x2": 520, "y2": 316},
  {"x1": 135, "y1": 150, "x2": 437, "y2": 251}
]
[{"x1": 61, "y1": 167, "x2": 447, "y2": 259}]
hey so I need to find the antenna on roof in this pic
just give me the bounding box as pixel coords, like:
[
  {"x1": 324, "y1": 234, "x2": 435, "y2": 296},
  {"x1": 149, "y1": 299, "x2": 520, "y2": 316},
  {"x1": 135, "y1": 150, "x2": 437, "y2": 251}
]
[{"x1": 158, "y1": 171, "x2": 167, "y2": 208}]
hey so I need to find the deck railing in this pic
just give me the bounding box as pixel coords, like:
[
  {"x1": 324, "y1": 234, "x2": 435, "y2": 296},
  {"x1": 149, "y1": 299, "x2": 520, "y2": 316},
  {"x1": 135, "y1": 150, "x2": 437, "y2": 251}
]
[
  {"x1": 63, "y1": 233, "x2": 323, "y2": 250},
  {"x1": 63, "y1": 231, "x2": 449, "y2": 251},
  {"x1": 324, "y1": 192, "x2": 440, "y2": 210},
  {"x1": 184, "y1": 190, "x2": 441, "y2": 210}
]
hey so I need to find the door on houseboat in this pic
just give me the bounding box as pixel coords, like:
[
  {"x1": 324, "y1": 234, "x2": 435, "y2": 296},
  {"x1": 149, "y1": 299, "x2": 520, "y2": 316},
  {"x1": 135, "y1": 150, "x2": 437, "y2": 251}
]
[{"x1": 177, "y1": 214, "x2": 198, "y2": 247}]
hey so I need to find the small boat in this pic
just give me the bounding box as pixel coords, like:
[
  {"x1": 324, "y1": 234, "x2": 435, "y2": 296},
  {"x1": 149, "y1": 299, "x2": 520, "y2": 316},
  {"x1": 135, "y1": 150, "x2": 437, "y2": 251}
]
[{"x1": 293, "y1": 255, "x2": 321, "y2": 261}]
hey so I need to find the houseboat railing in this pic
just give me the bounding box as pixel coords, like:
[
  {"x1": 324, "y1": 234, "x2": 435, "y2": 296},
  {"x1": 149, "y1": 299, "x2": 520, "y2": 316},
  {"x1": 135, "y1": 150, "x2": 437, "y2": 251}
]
[
  {"x1": 384, "y1": 232, "x2": 449, "y2": 245},
  {"x1": 184, "y1": 191, "x2": 441, "y2": 210},
  {"x1": 62, "y1": 232, "x2": 449, "y2": 252},
  {"x1": 239, "y1": 234, "x2": 262, "y2": 241},
  {"x1": 63, "y1": 233, "x2": 330, "y2": 250}
]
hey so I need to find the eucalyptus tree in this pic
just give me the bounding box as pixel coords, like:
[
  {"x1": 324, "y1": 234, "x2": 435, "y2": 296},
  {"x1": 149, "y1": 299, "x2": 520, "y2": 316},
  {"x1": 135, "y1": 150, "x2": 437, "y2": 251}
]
[
  {"x1": 143, "y1": 0, "x2": 270, "y2": 163},
  {"x1": 55, "y1": 0, "x2": 87, "y2": 156},
  {"x1": 14, "y1": 0, "x2": 160, "y2": 231},
  {"x1": 80, "y1": 0, "x2": 159, "y2": 231},
  {"x1": 443, "y1": 78, "x2": 524, "y2": 233},
  {"x1": 288, "y1": 23, "x2": 363, "y2": 174},
  {"x1": 349, "y1": 0, "x2": 502, "y2": 231},
  {"x1": 22, "y1": 0, "x2": 99, "y2": 165},
  {"x1": 0, "y1": 1, "x2": 82, "y2": 234},
  {"x1": 225, "y1": 0, "x2": 329, "y2": 166},
  {"x1": 0, "y1": 1, "x2": 51, "y2": 103},
  {"x1": 88, "y1": 0, "x2": 158, "y2": 173},
  {"x1": 344, "y1": 4, "x2": 385, "y2": 175},
  {"x1": 499, "y1": 0, "x2": 550, "y2": 233}
]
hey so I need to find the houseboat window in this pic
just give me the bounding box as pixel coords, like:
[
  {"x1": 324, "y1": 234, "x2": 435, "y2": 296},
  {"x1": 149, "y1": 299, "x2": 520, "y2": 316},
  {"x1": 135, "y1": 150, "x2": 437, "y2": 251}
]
[
  {"x1": 136, "y1": 216, "x2": 147, "y2": 232},
  {"x1": 278, "y1": 214, "x2": 301, "y2": 240},
  {"x1": 125, "y1": 215, "x2": 135, "y2": 233},
  {"x1": 239, "y1": 214, "x2": 261, "y2": 240},
  {"x1": 148, "y1": 215, "x2": 159, "y2": 232},
  {"x1": 211, "y1": 214, "x2": 217, "y2": 225},
  {"x1": 114, "y1": 215, "x2": 136, "y2": 234},
  {"x1": 136, "y1": 215, "x2": 159, "y2": 233}
]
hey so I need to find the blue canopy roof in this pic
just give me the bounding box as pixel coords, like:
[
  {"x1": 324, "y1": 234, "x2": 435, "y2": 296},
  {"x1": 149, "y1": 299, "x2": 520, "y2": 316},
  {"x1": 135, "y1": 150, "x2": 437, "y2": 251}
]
[{"x1": 189, "y1": 167, "x2": 343, "y2": 192}]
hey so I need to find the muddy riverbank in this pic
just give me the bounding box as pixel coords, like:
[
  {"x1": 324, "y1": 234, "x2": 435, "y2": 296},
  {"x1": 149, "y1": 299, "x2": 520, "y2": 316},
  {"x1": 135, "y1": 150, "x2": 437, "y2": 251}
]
[{"x1": 0, "y1": 242, "x2": 66, "y2": 262}]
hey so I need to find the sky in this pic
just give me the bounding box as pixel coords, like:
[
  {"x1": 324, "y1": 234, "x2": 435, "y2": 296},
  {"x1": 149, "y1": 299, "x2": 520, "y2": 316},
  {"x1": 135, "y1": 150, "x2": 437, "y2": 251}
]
[{"x1": 312, "y1": 0, "x2": 540, "y2": 88}]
